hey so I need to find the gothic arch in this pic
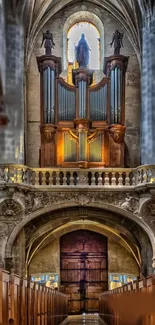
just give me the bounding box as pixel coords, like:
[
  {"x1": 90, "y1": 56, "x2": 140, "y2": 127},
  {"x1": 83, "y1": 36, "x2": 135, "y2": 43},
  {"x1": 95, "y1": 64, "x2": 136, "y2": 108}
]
[{"x1": 63, "y1": 11, "x2": 104, "y2": 70}]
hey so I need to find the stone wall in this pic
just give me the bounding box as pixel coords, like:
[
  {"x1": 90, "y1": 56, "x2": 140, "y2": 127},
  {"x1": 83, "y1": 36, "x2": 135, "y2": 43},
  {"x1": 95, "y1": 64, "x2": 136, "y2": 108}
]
[
  {"x1": 28, "y1": 237, "x2": 139, "y2": 279},
  {"x1": 29, "y1": 238, "x2": 60, "y2": 275},
  {"x1": 26, "y1": 3, "x2": 140, "y2": 167},
  {"x1": 108, "y1": 240, "x2": 139, "y2": 275}
]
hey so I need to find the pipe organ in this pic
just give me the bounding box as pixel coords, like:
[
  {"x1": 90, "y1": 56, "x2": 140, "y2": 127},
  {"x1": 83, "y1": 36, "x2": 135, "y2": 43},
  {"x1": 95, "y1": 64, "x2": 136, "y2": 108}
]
[{"x1": 37, "y1": 54, "x2": 128, "y2": 168}]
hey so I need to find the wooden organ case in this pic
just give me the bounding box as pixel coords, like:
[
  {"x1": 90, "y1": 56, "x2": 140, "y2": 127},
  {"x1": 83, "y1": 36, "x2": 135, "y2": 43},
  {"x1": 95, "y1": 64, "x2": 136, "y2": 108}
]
[{"x1": 37, "y1": 54, "x2": 129, "y2": 168}]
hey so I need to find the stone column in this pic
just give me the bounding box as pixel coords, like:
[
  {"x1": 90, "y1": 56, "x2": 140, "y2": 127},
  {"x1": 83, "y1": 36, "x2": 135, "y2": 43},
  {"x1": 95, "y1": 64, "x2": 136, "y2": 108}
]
[
  {"x1": 141, "y1": 10, "x2": 155, "y2": 164},
  {"x1": 0, "y1": 8, "x2": 25, "y2": 164},
  {"x1": 0, "y1": 1, "x2": 8, "y2": 144}
]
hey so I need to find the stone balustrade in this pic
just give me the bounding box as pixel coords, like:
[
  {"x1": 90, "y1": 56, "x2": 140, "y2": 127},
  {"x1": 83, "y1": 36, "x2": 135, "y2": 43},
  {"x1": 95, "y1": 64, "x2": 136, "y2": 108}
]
[{"x1": 0, "y1": 164, "x2": 155, "y2": 187}]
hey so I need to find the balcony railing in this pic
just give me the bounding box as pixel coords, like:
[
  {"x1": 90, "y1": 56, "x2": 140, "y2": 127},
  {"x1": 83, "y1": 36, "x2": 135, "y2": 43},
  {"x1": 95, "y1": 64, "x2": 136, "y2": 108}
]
[{"x1": 0, "y1": 164, "x2": 155, "y2": 188}]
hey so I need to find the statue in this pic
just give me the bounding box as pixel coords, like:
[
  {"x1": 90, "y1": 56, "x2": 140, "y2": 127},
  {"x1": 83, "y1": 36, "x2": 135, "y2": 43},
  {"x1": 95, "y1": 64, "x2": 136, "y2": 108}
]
[
  {"x1": 75, "y1": 34, "x2": 90, "y2": 68},
  {"x1": 41, "y1": 30, "x2": 55, "y2": 55},
  {"x1": 110, "y1": 30, "x2": 124, "y2": 55}
]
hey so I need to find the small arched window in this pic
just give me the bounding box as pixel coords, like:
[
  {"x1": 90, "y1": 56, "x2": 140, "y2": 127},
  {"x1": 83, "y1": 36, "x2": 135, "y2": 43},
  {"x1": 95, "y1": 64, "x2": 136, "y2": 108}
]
[{"x1": 67, "y1": 22, "x2": 100, "y2": 70}]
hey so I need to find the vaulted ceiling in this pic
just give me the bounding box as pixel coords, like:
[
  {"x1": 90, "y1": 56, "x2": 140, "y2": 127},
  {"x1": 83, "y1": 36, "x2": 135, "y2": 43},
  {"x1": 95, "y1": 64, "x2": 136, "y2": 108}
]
[
  {"x1": 24, "y1": 0, "x2": 142, "y2": 62},
  {"x1": 6, "y1": 1, "x2": 155, "y2": 65}
]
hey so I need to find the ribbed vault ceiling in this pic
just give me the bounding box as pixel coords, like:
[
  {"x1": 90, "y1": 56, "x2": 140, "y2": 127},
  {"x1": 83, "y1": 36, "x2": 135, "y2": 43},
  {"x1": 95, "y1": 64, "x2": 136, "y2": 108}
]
[
  {"x1": 22, "y1": 0, "x2": 143, "y2": 63},
  {"x1": 7, "y1": 0, "x2": 154, "y2": 65}
]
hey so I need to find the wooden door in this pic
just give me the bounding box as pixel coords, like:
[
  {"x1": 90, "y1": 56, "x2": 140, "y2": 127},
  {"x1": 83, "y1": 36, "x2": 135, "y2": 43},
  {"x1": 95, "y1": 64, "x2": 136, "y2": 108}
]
[{"x1": 60, "y1": 230, "x2": 108, "y2": 314}]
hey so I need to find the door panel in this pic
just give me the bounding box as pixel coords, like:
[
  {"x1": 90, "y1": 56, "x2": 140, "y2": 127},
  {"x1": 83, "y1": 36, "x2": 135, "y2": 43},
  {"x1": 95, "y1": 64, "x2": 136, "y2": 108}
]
[{"x1": 60, "y1": 230, "x2": 108, "y2": 314}]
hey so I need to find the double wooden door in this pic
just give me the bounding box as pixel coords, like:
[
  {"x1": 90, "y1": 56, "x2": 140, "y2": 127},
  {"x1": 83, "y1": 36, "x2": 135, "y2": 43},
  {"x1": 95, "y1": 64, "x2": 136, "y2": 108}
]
[{"x1": 60, "y1": 230, "x2": 108, "y2": 314}]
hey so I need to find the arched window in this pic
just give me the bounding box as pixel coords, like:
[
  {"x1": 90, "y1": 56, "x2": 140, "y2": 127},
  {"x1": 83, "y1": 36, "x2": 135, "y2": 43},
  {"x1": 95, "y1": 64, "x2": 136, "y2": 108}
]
[
  {"x1": 67, "y1": 22, "x2": 100, "y2": 70},
  {"x1": 63, "y1": 11, "x2": 104, "y2": 71}
]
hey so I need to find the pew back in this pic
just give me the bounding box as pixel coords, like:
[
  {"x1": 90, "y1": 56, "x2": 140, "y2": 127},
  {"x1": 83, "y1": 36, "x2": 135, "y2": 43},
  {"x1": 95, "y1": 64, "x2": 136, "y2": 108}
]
[{"x1": 0, "y1": 269, "x2": 68, "y2": 325}]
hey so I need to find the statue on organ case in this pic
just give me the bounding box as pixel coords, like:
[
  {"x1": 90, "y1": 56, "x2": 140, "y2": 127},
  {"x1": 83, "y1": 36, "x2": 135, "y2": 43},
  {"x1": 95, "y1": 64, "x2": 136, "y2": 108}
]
[
  {"x1": 41, "y1": 30, "x2": 55, "y2": 55},
  {"x1": 110, "y1": 30, "x2": 124, "y2": 55},
  {"x1": 75, "y1": 33, "x2": 91, "y2": 68}
]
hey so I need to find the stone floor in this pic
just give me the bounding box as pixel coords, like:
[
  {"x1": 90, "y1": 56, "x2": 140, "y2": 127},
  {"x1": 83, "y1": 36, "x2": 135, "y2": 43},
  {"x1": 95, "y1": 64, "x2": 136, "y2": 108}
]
[{"x1": 62, "y1": 314, "x2": 105, "y2": 324}]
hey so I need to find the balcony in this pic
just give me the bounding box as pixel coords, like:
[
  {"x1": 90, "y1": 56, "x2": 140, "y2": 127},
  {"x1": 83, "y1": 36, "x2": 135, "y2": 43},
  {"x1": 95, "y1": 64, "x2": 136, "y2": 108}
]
[{"x1": 0, "y1": 164, "x2": 155, "y2": 189}]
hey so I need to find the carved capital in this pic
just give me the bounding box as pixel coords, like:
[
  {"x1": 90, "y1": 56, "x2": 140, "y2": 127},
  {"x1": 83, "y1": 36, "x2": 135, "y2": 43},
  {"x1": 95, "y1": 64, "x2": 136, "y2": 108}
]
[
  {"x1": 109, "y1": 124, "x2": 125, "y2": 143},
  {"x1": 40, "y1": 124, "x2": 57, "y2": 143},
  {"x1": 152, "y1": 257, "x2": 155, "y2": 269}
]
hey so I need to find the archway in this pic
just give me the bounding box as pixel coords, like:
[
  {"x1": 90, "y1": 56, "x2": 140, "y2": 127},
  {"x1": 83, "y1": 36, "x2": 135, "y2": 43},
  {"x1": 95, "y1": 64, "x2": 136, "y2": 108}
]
[{"x1": 5, "y1": 203, "x2": 154, "y2": 281}]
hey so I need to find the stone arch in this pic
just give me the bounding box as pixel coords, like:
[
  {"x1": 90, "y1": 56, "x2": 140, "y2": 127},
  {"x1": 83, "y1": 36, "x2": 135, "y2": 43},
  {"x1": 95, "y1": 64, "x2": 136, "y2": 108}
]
[
  {"x1": 63, "y1": 11, "x2": 104, "y2": 70},
  {"x1": 5, "y1": 201, "x2": 155, "y2": 260}
]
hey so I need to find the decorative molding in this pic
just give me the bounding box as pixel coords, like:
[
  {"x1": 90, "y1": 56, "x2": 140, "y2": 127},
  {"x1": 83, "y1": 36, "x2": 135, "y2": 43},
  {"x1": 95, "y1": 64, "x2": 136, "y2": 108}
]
[
  {"x1": 143, "y1": 200, "x2": 155, "y2": 229},
  {"x1": 0, "y1": 199, "x2": 21, "y2": 217},
  {"x1": 24, "y1": 191, "x2": 140, "y2": 215}
]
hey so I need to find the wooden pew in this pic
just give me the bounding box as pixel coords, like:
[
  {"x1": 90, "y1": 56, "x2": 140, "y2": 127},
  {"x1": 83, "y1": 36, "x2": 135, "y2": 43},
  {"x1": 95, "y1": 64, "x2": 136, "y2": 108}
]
[
  {"x1": 0, "y1": 269, "x2": 68, "y2": 325},
  {"x1": 99, "y1": 276, "x2": 155, "y2": 325},
  {"x1": 0, "y1": 269, "x2": 9, "y2": 325}
]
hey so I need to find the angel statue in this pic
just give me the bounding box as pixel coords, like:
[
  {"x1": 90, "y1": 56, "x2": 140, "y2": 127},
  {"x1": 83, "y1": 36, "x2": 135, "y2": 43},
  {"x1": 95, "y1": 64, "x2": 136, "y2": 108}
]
[
  {"x1": 41, "y1": 30, "x2": 55, "y2": 55},
  {"x1": 110, "y1": 30, "x2": 124, "y2": 55}
]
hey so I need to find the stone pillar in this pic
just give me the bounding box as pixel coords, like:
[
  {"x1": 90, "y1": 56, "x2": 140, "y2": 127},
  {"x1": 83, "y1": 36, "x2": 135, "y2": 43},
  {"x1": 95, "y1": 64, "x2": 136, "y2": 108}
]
[
  {"x1": 0, "y1": 1, "x2": 8, "y2": 146},
  {"x1": 12, "y1": 229, "x2": 26, "y2": 276},
  {"x1": 0, "y1": 9, "x2": 25, "y2": 164},
  {"x1": 140, "y1": 233, "x2": 153, "y2": 276},
  {"x1": 141, "y1": 11, "x2": 155, "y2": 164}
]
